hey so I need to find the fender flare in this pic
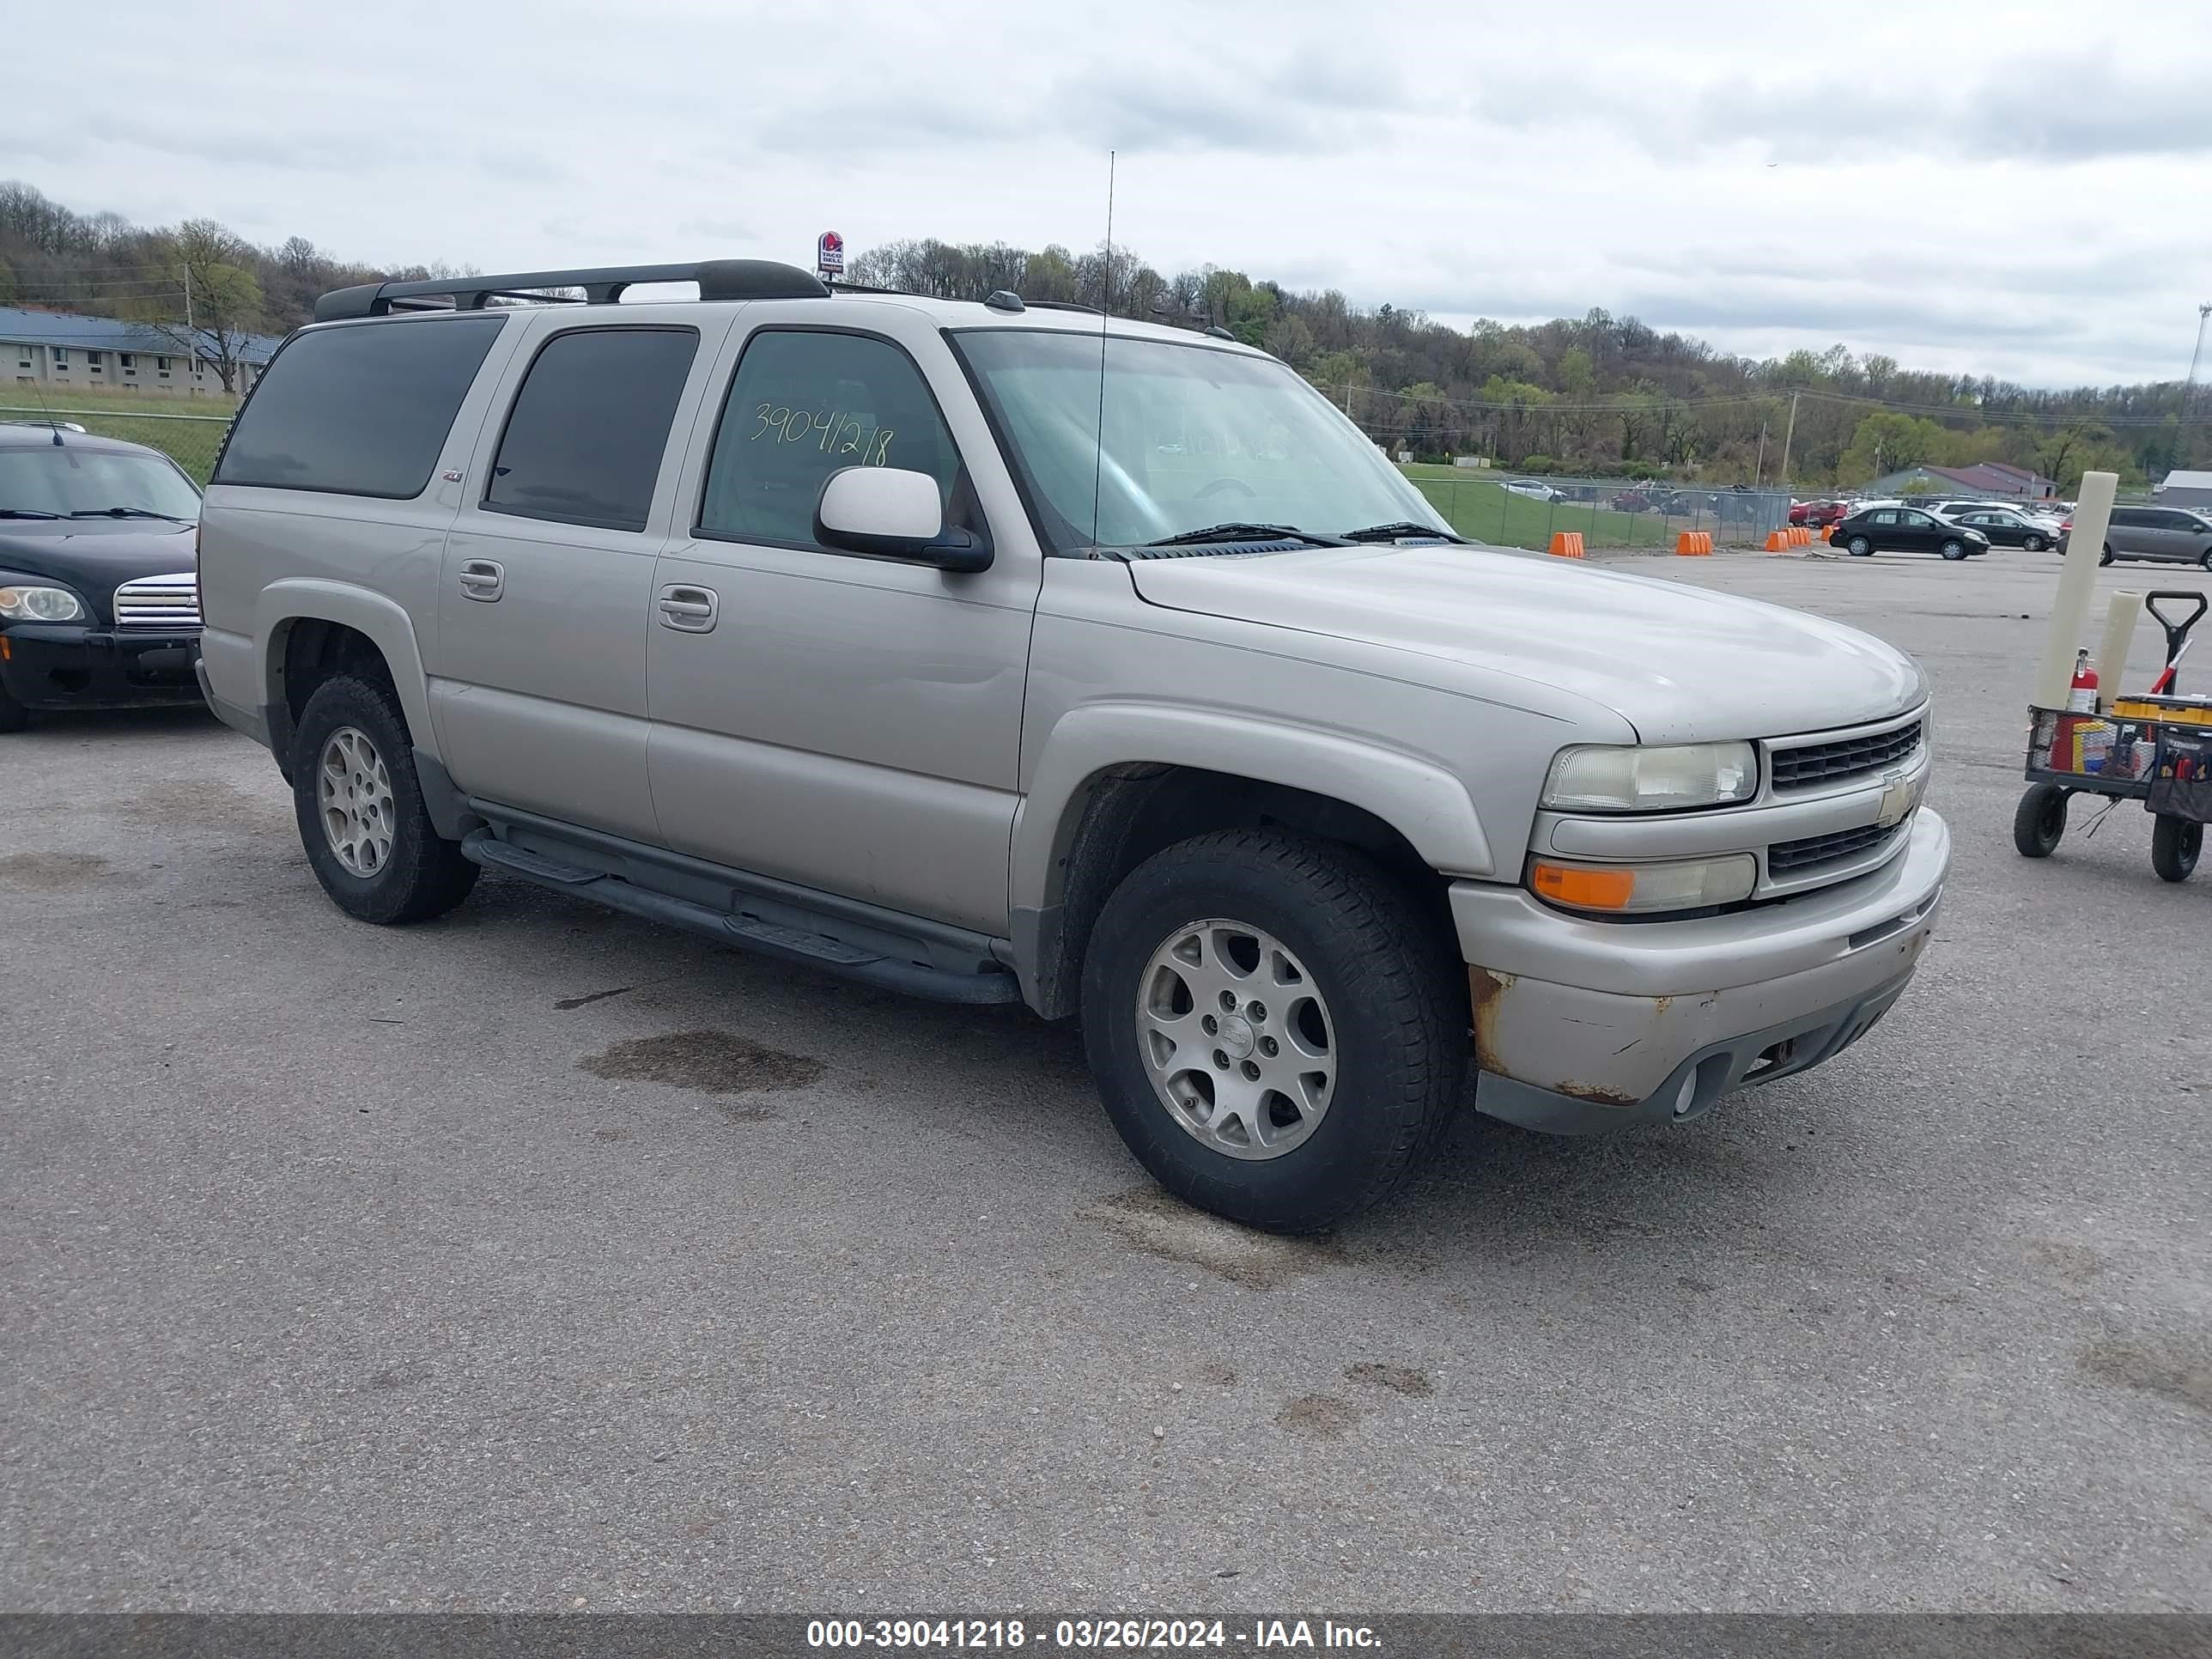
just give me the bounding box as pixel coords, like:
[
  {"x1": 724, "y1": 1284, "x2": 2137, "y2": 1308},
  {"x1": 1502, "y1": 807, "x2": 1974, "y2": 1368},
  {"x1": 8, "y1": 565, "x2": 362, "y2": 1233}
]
[
  {"x1": 254, "y1": 579, "x2": 441, "y2": 761},
  {"x1": 1012, "y1": 702, "x2": 1495, "y2": 915}
]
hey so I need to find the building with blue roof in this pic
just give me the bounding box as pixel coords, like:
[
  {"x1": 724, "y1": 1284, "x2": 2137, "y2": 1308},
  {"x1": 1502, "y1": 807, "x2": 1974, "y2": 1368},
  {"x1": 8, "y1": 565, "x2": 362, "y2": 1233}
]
[{"x1": 1, "y1": 306, "x2": 285, "y2": 398}]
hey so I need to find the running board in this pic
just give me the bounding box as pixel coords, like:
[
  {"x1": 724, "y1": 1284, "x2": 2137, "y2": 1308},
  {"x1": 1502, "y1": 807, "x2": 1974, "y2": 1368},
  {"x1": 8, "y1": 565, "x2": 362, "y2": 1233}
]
[{"x1": 460, "y1": 830, "x2": 1020, "y2": 1005}]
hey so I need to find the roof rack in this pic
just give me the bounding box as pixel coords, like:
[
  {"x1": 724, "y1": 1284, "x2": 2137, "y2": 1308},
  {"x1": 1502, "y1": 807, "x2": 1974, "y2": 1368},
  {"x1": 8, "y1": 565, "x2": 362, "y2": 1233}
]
[{"x1": 313, "y1": 259, "x2": 830, "y2": 323}]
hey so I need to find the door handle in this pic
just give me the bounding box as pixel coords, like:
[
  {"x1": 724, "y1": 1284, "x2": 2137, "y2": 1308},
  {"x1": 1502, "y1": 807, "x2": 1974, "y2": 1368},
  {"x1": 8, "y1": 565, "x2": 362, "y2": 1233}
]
[
  {"x1": 658, "y1": 584, "x2": 719, "y2": 633},
  {"x1": 457, "y1": 558, "x2": 504, "y2": 602}
]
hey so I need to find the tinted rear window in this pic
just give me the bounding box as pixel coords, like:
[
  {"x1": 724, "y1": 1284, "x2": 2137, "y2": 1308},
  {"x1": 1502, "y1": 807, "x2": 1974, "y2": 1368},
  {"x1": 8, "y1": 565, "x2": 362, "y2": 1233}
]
[
  {"x1": 483, "y1": 327, "x2": 698, "y2": 532},
  {"x1": 215, "y1": 314, "x2": 504, "y2": 497}
]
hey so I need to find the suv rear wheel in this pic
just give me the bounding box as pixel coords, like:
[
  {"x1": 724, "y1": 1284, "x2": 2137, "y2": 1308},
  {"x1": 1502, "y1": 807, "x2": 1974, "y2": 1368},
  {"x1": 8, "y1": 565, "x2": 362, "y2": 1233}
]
[
  {"x1": 1080, "y1": 830, "x2": 1463, "y2": 1233},
  {"x1": 290, "y1": 674, "x2": 477, "y2": 924}
]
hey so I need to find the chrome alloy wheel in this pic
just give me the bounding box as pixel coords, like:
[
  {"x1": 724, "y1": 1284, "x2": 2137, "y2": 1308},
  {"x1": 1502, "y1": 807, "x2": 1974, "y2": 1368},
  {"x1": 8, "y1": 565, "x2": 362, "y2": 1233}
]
[
  {"x1": 1136, "y1": 919, "x2": 1336, "y2": 1160},
  {"x1": 317, "y1": 725, "x2": 395, "y2": 878}
]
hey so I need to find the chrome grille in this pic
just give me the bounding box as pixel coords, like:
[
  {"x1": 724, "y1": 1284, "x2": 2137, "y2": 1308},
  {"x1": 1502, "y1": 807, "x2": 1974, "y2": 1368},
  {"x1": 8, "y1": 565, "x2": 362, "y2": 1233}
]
[
  {"x1": 1770, "y1": 720, "x2": 1922, "y2": 790},
  {"x1": 112, "y1": 572, "x2": 199, "y2": 629},
  {"x1": 1769, "y1": 820, "x2": 1903, "y2": 874}
]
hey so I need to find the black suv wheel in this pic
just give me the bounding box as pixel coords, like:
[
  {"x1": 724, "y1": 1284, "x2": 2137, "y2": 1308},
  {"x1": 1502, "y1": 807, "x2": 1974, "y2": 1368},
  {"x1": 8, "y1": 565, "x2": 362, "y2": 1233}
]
[
  {"x1": 1081, "y1": 830, "x2": 1463, "y2": 1233},
  {"x1": 290, "y1": 674, "x2": 478, "y2": 924}
]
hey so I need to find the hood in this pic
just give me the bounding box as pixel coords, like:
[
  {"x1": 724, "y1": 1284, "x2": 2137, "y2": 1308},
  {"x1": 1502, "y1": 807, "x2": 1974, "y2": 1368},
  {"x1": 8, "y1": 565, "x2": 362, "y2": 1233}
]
[
  {"x1": 0, "y1": 520, "x2": 198, "y2": 624},
  {"x1": 1127, "y1": 544, "x2": 1926, "y2": 744}
]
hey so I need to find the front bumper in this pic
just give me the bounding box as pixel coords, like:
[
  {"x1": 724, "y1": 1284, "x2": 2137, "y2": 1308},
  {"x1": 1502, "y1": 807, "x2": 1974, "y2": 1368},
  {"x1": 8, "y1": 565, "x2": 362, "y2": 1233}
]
[
  {"x1": 1454, "y1": 809, "x2": 1949, "y2": 1133},
  {"x1": 0, "y1": 623, "x2": 205, "y2": 712}
]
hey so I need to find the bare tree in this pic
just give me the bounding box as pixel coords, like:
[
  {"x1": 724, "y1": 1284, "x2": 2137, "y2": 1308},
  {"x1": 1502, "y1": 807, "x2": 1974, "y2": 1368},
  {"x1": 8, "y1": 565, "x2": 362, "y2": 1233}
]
[{"x1": 127, "y1": 219, "x2": 268, "y2": 392}]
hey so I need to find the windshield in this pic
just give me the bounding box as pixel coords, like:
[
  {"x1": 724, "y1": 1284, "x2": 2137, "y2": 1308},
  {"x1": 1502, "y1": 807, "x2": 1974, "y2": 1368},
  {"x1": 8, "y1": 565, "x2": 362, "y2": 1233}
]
[
  {"x1": 953, "y1": 331, "x2": 1449, "y2": 553},
  {"x1": 0, "y1": 445, "x2": 202, "y2": 520}
]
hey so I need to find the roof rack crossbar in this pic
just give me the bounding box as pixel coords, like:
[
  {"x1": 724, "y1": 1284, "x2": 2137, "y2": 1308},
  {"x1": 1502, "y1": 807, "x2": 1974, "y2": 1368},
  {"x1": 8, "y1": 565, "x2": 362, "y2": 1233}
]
[{"x1": 314, "y1": 259, "x2": 830, "y2": 323}]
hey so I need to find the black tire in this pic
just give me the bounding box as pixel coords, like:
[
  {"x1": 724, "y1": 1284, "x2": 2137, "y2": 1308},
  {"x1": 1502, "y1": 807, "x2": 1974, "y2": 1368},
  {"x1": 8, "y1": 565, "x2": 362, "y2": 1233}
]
[
  {"x1": 1939, "y1": 538, "x2": 1968, "y2": 561},
  {"x1": 1080, "y1": 830, "x2": 1463, "y2": 1234},
  {"x1": 1846, "y1": 535, "x2": 1873, "y2": 556},
  {"x1": 2100, "y1": 545, "x2": 2115, "y2": 567},
  {"x1": 0, "y1": 676, "x2": 27, "y2": 734},
  {"x1": 2013, "y1": 784, "x2": 2069, "y2": 858},
  {"x1": 2023, "y1": 534, "x2": 2046, "y2": 552},
  {"x1": 2151, "y1": 815, "x2": 2201, "y2": 884},
  {"x1": 2199, "y1": 547, "x2": 2212, "y2": 572},
  {"x1": 290, "y1": 673, "x2": 477, "y2": 924}
]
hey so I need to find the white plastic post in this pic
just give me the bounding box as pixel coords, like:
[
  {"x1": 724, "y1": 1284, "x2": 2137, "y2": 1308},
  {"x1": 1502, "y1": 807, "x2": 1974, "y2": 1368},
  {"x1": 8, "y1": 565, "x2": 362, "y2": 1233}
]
[
  {"x1": 2033, "y1": 471, "x2": 2118, "y2": 711},
  {"x1": 2094, "y1": 590, "x2": 2142, "y2": 708}
]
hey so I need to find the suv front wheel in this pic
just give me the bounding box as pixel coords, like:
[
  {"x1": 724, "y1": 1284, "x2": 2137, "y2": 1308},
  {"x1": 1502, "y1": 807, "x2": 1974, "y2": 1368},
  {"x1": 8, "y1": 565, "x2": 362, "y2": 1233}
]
[
  {"x1": 1080, "y1": 830, "x2": 1464, "y2": 1233},
  {"x1": 290, "y1": 674, "x2": 478, "y2": 924}
]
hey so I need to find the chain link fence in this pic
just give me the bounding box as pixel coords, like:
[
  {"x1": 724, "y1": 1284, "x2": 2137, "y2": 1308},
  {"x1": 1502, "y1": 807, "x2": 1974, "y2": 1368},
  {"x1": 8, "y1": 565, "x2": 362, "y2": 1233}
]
[
  {"x1": 4, "y1": 403, "x2": 1808, "y2": 552},
  {"x1": 1, "y1": 404, "x2": 231, "y2": 485},
  {"x1": 1397, "y1": 464, "x2": 1798, "y2": 551}
]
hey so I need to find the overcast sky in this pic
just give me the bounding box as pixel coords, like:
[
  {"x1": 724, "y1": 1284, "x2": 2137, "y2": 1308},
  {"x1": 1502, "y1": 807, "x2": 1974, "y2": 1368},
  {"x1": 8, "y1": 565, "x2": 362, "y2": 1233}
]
[{"x1": 13, "y1": 0, "x2": 2209, "y2": 389}]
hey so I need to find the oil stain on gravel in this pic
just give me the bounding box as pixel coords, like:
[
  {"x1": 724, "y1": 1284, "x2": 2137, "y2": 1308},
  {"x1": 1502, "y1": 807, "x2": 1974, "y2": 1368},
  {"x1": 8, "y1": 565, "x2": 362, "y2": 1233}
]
[
  {"x1": 0, "y1": 851, "x2": 122, "y2": 891},
  {"x1": 1276, "y1": 1394, "x2": 1358, "y2": 1441},
  {"x1": 579, "y1": 1030, "x2": 824, "y2": 1121},
  {"x1": 2077, "y1": 1337, "x2": 2212, "y2": 1416},
  {"x1": 1346, "y1": 1361, "x2": 1433, "y2": 1398},
  {"x1": 1079, "y1": 1186, "x2": 1342, "y2": 1290},
  {"x1": 120, "y1": 777, "x2": 289, "y2": 831}
]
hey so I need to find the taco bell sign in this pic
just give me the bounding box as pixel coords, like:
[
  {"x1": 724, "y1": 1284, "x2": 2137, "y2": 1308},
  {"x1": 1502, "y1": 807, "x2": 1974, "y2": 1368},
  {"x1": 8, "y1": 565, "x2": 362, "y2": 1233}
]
[{"x1": 817, "y1": 231, "x2": 845, "y2": 279}]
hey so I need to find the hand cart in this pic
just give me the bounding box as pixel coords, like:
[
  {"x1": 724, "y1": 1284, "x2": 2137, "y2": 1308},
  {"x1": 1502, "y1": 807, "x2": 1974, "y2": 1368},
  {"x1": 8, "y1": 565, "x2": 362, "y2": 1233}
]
[{"x1": 2014, "y1": 591, "x2": 2212, "y2": 883}]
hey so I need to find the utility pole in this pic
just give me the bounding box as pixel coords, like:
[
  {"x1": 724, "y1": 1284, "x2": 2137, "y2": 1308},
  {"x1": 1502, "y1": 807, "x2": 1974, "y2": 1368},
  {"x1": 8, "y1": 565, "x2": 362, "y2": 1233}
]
[
  {"x1": 2188, "y1": 302, "x2": 2212, "y2": 414},
  {"x1": 181, "y1": 266, "x2": 205, "y2": 394},
  {"x1": 1778, "y1": 389, "x2": 1801, "y2": 487},
  {"x1": 1754, "y1": 418, "x2": 1768, "y2": 489}
]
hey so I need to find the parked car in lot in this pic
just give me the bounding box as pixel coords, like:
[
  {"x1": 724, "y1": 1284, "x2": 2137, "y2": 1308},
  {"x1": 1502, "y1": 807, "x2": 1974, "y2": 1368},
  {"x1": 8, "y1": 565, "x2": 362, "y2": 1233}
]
[
  {"x1": 2058, "y1": 505, "x2": 2212, "y2": 569},
  {"x1": 1504, "y1": 477, "x2": 1570, "y2": 502},
  {"x1": 1787, "y1": 499, "x2": 1850, "y2": 528},
  {"x1": 0, "y1": 423, "x2": 204, "y2": 732},
  {"x1": 1933, "y1": 503, "x2": 2058, "y2": 551},
  {"x1": 1832, "y1": 501, "x2": 1991, "y2": 561},
  {"x1": 195, "y1": 258, "x2": 1949, "y2": 1231}
]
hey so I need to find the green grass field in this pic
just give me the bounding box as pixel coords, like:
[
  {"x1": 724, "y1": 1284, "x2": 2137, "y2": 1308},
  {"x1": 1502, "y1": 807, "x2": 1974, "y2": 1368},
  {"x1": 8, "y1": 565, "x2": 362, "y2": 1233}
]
[
  {"x1": 0, "y1": 385, "x2": 235, "y2": 484},
  {"x1": 1400, "y1": 464, "x2": 1691, "y2": 551}
]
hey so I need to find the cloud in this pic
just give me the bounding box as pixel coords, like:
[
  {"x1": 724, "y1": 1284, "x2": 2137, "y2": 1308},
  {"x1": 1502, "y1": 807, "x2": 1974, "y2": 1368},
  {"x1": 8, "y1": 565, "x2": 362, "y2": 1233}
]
[{"x1": 5, "y1": 0, "x2": 2208, "y2": 386}]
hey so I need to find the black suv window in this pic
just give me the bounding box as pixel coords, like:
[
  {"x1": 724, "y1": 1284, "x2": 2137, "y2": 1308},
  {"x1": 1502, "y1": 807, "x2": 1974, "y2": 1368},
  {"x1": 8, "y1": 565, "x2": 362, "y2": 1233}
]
[
  {"x1": 697, "y1": 329, "x2": 964, "y2": 547},
  {"x1": 484, "y1": 327, "x2": 699, "y2": 532},
  {"x1": 214, "y1": 314, "x2": 504, "y2": 498}
]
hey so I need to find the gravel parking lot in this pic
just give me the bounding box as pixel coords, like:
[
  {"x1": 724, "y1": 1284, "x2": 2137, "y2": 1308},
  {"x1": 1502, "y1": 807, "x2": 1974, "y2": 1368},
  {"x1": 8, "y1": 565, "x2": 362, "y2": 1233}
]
[{"x1": 3, "y1": 548, "x2": 2208, "y2": 1613}]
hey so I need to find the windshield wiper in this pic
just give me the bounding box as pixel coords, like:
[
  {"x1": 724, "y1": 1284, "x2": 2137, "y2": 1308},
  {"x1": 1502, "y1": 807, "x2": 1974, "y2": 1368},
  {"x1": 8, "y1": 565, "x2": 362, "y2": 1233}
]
[
  {"x1": 68, "y1": 507, "x2": 190, "y2": 521},
  {"x1": 1142, "y1": 522, "x2": 1343, "y2": 548},
  {"x1": 1338, "y1": 521, "x2": 1467, "y2": 544},
  {"x1": 0, "y1": 508, "x2": 63, "y2": 519}
]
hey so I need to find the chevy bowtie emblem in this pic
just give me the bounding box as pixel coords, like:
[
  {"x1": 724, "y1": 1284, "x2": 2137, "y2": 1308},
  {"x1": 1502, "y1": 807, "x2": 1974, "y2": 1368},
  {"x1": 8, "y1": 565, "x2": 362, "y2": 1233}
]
[{"x1": 1876, "y1": 769, "x2": 1920, "y2": 828}]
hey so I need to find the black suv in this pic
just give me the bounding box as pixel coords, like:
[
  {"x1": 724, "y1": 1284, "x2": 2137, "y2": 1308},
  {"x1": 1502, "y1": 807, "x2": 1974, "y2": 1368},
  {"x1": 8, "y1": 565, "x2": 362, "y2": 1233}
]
[
  {"x1": 0, "y1": 423, "x2": 204, "y2": 732},
  {"x1": 1832, "y1": 501, "x2": 1991, "y2": 561}
]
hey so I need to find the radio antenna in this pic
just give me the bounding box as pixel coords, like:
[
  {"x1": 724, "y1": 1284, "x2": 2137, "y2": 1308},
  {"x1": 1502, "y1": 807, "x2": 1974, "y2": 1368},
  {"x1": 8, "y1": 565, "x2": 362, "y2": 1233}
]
[{"x1": 1089, "y1": 149, "x2": 1115, "y2": 551}]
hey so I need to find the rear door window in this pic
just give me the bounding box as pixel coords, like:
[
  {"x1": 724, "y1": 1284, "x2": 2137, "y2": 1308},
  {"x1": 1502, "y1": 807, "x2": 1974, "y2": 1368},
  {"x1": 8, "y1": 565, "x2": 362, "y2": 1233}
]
[
  {"x1": 483, "y1": 327, "x2": 700, "y2": 532},
  {"x1": 214, "y1": 314, "x2": 505, "y2": 497}
]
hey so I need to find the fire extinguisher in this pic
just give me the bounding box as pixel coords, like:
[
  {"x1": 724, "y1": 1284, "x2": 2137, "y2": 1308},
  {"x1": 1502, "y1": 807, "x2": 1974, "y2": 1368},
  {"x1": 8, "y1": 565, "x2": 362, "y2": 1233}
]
[
  {"x1": 2069, "y1": 647, "x2": 2100, "y2": 713},
  {"x1": 2052, "y1": 648, "x2": 2099, "y2": 772}
]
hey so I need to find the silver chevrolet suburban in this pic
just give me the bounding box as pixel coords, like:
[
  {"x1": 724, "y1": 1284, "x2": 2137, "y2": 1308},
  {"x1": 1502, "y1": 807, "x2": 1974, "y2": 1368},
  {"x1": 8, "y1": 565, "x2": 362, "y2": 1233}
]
[{"x1": 195, "y1": 258, "x2": 1948, "y2": 1231}]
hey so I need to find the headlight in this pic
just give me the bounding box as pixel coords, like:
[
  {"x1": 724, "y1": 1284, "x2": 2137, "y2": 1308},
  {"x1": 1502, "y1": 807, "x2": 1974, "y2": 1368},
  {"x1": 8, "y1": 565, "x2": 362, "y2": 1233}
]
[
  {"x1": 1541, "y1": 742, "x2": 1758, "y2": 812},
  {"x1": 1531, "y1": 854, "x2": 1758, "y2": 915},
  {"x1": 0, "y1": 584, "x2": 88, "y2": 622}
]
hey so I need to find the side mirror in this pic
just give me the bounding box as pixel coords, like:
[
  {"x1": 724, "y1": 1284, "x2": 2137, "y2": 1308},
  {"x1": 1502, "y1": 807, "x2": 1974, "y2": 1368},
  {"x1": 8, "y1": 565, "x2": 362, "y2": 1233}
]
[{"x1": 814, "y1": 467, "x2": 992, "y2": 574}]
